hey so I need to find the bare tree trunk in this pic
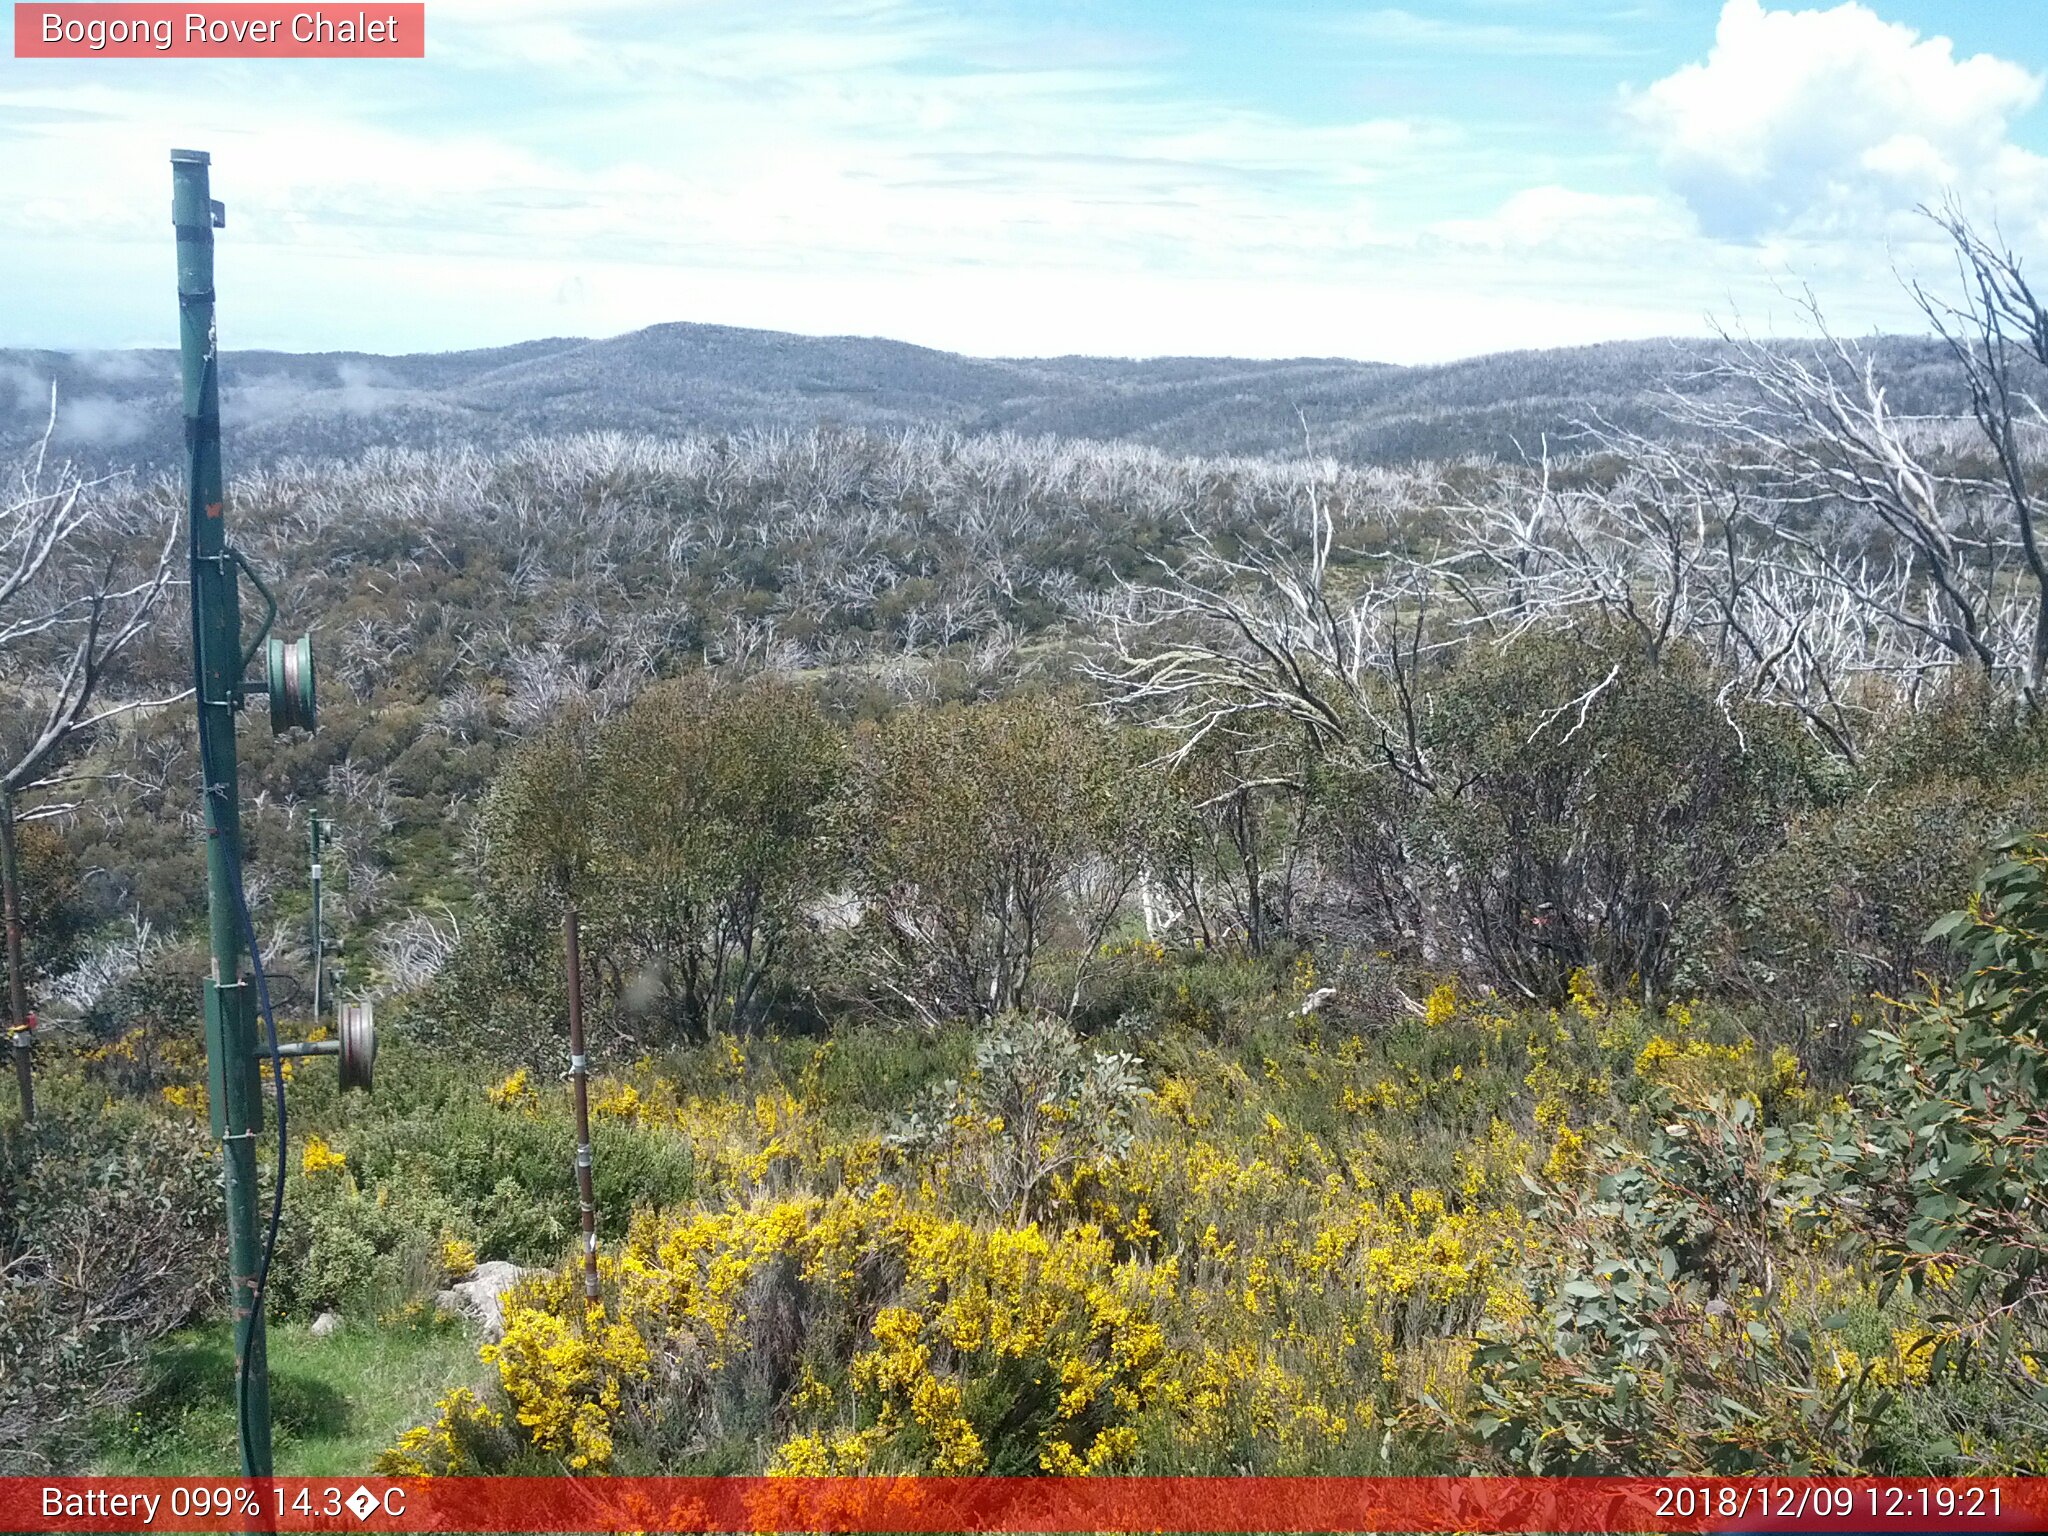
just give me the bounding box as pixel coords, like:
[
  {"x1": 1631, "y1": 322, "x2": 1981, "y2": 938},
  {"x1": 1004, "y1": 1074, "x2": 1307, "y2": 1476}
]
[
  {"x1": 564, "y1": 905, "x2": 603, "y2": 1320},
  {"x1": 1, "y1": 786, "x2": 31, "y2": 1121},
  {"x1": 1233, "y1": 788, "x2": 1265, "y2": 956}
]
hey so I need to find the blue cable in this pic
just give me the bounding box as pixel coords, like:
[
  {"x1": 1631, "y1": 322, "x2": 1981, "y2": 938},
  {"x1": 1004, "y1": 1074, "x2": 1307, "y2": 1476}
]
[
  {"x1": 225, "y1": 836, "x2": 288, "y2": 1477},
  {"x1": 191, "y1": 556, "x2": 289, "y2": 1478}
]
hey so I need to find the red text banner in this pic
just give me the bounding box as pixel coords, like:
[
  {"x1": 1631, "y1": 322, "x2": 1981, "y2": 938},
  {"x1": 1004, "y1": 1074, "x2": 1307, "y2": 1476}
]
[
  {"x1": 14, "y1": 5, "x2": 425, "y2": 57},
  {"x1": 3, "y1": 1476, "x2": 2046, "y2": 1533}
]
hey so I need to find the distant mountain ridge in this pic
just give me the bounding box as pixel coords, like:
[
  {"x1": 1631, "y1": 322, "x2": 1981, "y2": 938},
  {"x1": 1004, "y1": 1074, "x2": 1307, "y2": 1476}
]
[{"x1": 0, "y1": 321, "x2": 1968, "y2": 469}]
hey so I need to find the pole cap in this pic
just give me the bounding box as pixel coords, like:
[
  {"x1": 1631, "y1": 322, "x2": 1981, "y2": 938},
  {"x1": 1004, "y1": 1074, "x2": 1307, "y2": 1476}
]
[{"x1": 170, "y1": 148, "x2": 211, "y2": 165}]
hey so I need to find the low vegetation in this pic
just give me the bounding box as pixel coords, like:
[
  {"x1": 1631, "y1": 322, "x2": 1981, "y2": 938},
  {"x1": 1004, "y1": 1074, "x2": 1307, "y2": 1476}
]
[{"x1": 4, "y1": 208, "x2": 2048, "y2": 1477}]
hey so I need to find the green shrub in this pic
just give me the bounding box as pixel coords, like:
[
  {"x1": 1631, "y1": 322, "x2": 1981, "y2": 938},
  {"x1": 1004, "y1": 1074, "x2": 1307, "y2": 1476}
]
[
  {"x1": 1469, "y1": 1095, "x2": 1878, "y2": 1473},
  {"x1": 887, "y1": 1013, "x2": 1148, "y2": 1221},
  {"x1": 419, "y1": 674, "x2": 848, "y2": 1057},
  {"x1": 0, "y1": 1097, "x2": 217, "y2": 1472},
  {"x1": 1737, "y1": 766, "x2": 2048, "y2": 1042},
  {"x1": 1317, "y1": 637, "x2": 1812, "y2": 1006},
  {"x1": 1829, "y1": 836, "x2": 2048, "y2": 1370},
  {"x1": 266, "y1": 1043, "x2": 696, "y2": 1317},
  {"x1": 849, "y1": 694, "x2": 1163, "y2": 1026},
  {"x1": 589, "y1": 675, "x2": 848, "y2": 1040},
  {"x1": 9, "y1": 820, "x2": 93, "y2": 983},
  {"x1": 75, "y1": 951, "x2": 211, "y2": 1099}
]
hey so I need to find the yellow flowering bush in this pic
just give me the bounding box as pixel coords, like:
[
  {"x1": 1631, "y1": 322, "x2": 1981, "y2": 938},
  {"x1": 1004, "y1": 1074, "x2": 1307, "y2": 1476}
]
[
  {"x1": 485, "y1": 1270, "x2": 650, "y2": 1469},
  {"x1": 379, "y1": 990, "x2": 2012, "y2": 1477},
  {"x1": 444, "y1": 1187, "x2": 1181, "y2": 1474},
  {"x1": 1422, "y1": 979, "x2": 1459, "y2": 1029},
  {"x1": 1633, "y1": 1017, "x2": 1808, "y2": 1115},
  {"x1": 414, "y1": 1066, "x2": 1533, "y2": 1477},
  {"x1": 487, "y1": 1067, "x2": 535, "y2": 1108},
  {"x1": 160, "y1": 1082, "x2": 206, "y2": 1116},
  {"x1": 375, "y1": 1388, "x2": 513, "y2": 1476},
  {"x1": 441, "y1": 1236, "x2": 479, "y2": 1282},
  {"x1": 300, "y1": 1135, "x2": 347, "y2": 1176}
]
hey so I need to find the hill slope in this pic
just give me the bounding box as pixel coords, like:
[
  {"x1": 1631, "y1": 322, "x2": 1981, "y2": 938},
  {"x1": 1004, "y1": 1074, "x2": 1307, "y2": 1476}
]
[{"x1": 0, "y1": 322, "x2": 1966, "y2": 469}]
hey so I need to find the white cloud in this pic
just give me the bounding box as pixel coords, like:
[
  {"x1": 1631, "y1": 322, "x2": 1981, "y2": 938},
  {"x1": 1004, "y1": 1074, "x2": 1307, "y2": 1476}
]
[
  {"x1": 0, "y1": 363, "x2": 49, "y2": 413},
  {"x1": 1338, "y1": 8, "x2": 1647, "y2": 59},
  {"x1": 53, "y1": 394, "x2": 148, "y2": 446},
  {"x1": 333, "y1": 361, "x2": 404, "y2": 413},
  {"x1": 1431, "y1": 185, "x2": 1695, "y2": 253},
  {"x1": 2, "y1": 0, "x2": 2040, "y2": 361},
  {"x1": 1628, "y1": 0, "x2": 2047, "y2": 239},
  {"x1": 73, "y1": 349, "x2": 161, "y2": 382},
  {"x1": 0, "y1": 7, "x2": 1436, "y2": 297}
]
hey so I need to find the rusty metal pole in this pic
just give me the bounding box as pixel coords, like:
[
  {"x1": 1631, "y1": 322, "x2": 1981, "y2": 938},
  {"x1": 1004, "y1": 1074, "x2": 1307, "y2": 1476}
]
[
  {"x1": 2, "y1": 785, "x2": 33, "y2": 1122},
  {"x1": 563, "y1": 905, "x2": 602, "y2": 1318}
]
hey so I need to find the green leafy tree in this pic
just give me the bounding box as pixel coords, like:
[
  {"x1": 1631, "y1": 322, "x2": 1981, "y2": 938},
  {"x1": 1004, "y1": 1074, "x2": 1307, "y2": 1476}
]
[
  {"x1": 1322, "y1": 637, "x2": 1810, "y2": 1005},
  {"x1": 418, "y1": 711, "x2": 600, "y2": 1060},
  {"x1": 8, "y1": 823, "x2": 90, "y2": 986},
  {"x1": 1736, "y1": 691, "x2": 2048, "y2": 1031},
  {"x1": 851, "y1": 695, "x2": 1159, "y2": 1026},
  {"x1": 1150, "y1": 728, "x2": 1318, "y2": 956},
  {"x1": 428, "y1": 679, "x2": 847, "y2": 1053},
  {"x1": 590, "y1": 675, "x2": 847, "y2": 1039}
]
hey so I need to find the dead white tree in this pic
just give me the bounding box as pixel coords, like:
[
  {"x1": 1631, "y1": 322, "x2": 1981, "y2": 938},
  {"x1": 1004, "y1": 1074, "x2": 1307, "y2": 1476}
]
[
  {"x1": 1676, "y1": 328, "x2": 2009, "y2": 674},
  {"x1": 1657, "y1": 211, "x2": 2048, "y2": 722},
  {"x1": 0, "y1": 395, "x2": 182, "y2": 1117},
  {"x1": 1093, "y1": 484, "x2": 1442, "y2": 784},
  {"x1": 1437, "y1": 426, "x2": 1901, "y2": 762},
  {"x1": 373, "y1": 904, "x2": 462, "y2": 992},
  {"x1": 1089, "y1": 471, "x2": 1439, "y2": 952},
  {"x1": 1438, "y1": 433, "x2": 1726, "y2": 659},
  {"x1": 1433, "y1": 205, "x2": 2048, "y2": 760},
  {"x1": 1911, "y1": 198, "x2": 2048, "y2": 703}
]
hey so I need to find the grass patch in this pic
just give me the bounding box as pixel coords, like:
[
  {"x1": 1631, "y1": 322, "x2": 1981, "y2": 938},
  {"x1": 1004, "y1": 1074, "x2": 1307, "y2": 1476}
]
[{"x1": 96, "y1": 1314, "x2": 488, "y2": 1476}]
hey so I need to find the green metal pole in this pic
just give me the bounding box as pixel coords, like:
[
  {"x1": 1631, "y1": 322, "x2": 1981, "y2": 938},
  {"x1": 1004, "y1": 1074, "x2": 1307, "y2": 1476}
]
[
  {"x1": 309, "y1": 812, "x2": 323, "y2": 1024},
  {"x1": 173, "y1": 147, "x2": 272, "y2": 1479}
]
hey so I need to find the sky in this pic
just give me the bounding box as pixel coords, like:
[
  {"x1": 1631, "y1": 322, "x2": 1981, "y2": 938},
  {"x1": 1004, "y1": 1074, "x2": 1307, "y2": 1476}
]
[{"x1": 4, "y1": 0, "x2": 2047, "y2": 363}]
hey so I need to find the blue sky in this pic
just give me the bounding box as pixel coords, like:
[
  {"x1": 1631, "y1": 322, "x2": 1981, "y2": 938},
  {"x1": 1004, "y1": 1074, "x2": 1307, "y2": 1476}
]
[{"x1": 4, "y1": 0, "x2": 2046, "y2": 361}]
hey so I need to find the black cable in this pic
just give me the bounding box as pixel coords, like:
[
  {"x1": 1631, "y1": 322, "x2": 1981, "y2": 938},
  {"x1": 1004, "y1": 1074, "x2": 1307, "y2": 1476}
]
[
  {"x1": 229, "y1": 846, "x2": 288, "y2": 1476},
  {"x1": 190, "y1": 530, "x2": 290, "y2": 1477}
]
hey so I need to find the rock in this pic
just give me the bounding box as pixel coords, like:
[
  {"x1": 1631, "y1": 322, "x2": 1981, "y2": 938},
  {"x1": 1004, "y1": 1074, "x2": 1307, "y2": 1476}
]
[
  {"x1": 434, "y1": 1289, "x2": 466, "y2": 1320},
  {"x1": 445, "y1": 1260, "x2": 537, "y2": 1340},
  {"x1": 1297, "y1": 986, "x2": 1338, "y2": 1016},
  {"x1": 310, "y1": 1310, "x2": 343, "y2": 1339}
]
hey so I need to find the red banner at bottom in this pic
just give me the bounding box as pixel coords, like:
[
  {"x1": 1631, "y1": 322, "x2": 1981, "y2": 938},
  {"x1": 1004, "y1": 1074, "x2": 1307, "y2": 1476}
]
[{"x1": 5, "y1": 1476, "x2": 2045, "y2": 1533}]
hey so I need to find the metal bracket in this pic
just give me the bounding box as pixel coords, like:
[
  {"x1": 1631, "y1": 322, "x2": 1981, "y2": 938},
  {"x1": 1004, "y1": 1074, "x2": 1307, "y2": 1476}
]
[
  {"x1": 229, "y1": 547, "x2": 278, "y2": 676},
  {"x1": 202, "y1": 978, "x2": 262, "y2": 1141}
]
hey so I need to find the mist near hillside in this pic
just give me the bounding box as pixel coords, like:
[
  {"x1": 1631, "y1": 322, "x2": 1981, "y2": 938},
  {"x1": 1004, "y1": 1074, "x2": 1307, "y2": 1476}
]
[{"x1": 0, "y1": 322, "x2": 1972, "y2": 470}]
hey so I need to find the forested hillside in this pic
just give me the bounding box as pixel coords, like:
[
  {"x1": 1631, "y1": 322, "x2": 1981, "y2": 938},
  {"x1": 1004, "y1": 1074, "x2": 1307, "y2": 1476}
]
[
  {"x1": 5, "y1": 213, "x2": 2048, "y2": 1481},
  {"x1": 0, "y1": 326, "x2": 1971, "y2": 469}
]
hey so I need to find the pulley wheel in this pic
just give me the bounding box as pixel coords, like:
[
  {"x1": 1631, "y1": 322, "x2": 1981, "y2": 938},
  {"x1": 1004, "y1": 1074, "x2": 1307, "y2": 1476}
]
[
  {"x1": 266, "y1": 633, "x2": 317, "y2": 735},
  {"x1": 338, "y1": 998, "x2": 375, "y2": 1093}
]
